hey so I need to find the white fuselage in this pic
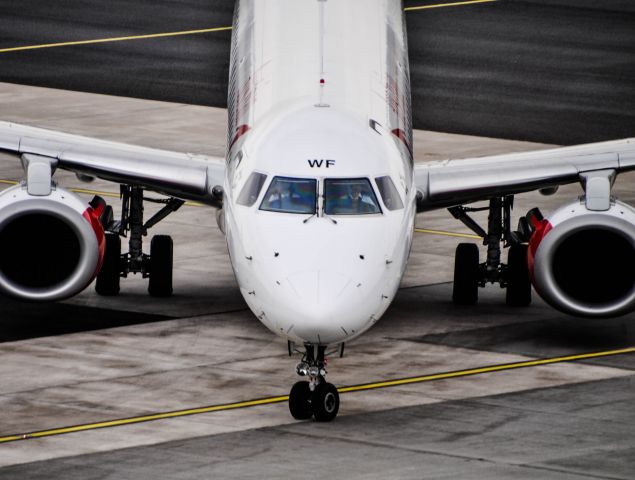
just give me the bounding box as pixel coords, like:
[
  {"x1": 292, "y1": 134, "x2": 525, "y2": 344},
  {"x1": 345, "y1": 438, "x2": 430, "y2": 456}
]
[{"x1": 223, "y1": 0, "x2": 416, "y2": 346}]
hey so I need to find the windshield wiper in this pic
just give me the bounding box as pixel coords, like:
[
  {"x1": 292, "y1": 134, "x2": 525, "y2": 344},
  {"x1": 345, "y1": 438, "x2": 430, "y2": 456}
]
[
  {"x1": 304, "y1": 192, "x2": 337, "y2": 224},
  {"x1": 322, "y1": 212, "x2": 337, "y2": 224},
  {"x1": 303, "y1": 213, "x2": 317, "y2": 224},
  {"x1": 318, "y1": 194, "x2": 337, "y2": 224}
]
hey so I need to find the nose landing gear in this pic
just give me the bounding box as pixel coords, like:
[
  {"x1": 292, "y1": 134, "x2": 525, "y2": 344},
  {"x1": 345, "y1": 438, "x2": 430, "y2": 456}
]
[{"x1": 289, "y1": 345, "x2": 340, "y2": 422}]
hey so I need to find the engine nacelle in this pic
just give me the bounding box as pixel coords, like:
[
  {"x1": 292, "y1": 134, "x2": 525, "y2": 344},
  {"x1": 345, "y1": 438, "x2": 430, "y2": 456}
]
[
  {"x1": 529, "y1": 199, "x2": 635, "y2": 317},
  {"x1": 0, "y1": 184, "x2": 105, "y2": 301}
]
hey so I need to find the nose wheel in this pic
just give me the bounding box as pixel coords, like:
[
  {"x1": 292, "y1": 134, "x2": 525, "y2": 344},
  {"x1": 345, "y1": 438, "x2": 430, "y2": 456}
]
[
  {"x1": 289, "y1": 380, "x2": 340, "y2": 422},
  {"x1": 289, "y1": 381, "x2": 312, "y2": 420},
  {"x1": 312, "y1": 382, "x2": 340, "y2": 422},
  {"x1": 289, "y1": 345, "x2": 340, "y2": 422}
]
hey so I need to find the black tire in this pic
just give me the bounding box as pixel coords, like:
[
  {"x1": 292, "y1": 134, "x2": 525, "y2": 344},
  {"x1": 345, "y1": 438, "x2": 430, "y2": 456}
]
[
  {"x1": 148, "y1": 235, "x2": 173, "y2": 297},
  {"x1": 289, "y1": 381, "x2": 312, "y2": 420},
  {"x1": 95, "y1": 233, "x2": 121, "y2": 296},
  {"x1": 506, "y1": 244, "x2": 532, "y2": 307},
  {"x1": 452, "y1": 243, "x2": 480, "y2": 305},
  {"x1": 312, "y1": 382, "x2": 339, "y2": 422}
]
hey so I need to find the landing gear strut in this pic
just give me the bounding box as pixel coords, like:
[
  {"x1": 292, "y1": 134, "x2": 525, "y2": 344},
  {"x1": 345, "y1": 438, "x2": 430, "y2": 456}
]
[
  {"x1": 449, "y1": 196, "x2": 532, "y2": 306},
  {"x1": 289, "y1": 344, "x2": 340, "y2": 422},
  {"x1": 95, "y1": 185, "x2": 183, "y2": 297}
]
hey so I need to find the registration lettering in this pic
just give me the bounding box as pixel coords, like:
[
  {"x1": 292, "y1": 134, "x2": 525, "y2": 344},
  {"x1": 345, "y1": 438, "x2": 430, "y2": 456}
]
[{"x1": 307, "y1": 159, "x2": 336, "y2": 168}]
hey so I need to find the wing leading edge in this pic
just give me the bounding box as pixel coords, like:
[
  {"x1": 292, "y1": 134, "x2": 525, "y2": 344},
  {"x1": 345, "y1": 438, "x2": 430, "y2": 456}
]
[
  {"x1": 415, "y1": 137, "x2": 635, "y2": 211},
  {"x1": 0, "y1": 121, "x2": 226, "y2": 206}
]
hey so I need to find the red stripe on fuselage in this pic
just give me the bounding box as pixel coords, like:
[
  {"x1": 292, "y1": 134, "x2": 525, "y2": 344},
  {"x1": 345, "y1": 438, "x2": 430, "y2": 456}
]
[
  {"x1": 391, "y1": 128, "x2": 412, "y2": 155},
  {"x1": 229, "y1": 124, "x2": 250, "y2": 150}
]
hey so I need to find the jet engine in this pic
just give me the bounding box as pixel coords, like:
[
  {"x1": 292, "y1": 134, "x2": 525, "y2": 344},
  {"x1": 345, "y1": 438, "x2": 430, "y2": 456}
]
[
  {"x1": 528, "y1": 199, "x2": 635, "y2": 317},
  {"x1": 0, "y1": 184, "x2": 106, "y2": 301}
]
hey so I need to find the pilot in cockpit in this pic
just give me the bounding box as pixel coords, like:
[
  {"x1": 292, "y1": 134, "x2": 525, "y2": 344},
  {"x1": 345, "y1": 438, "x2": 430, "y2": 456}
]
[{"x1": 327, "y1": 183, "x2": 376, "y2": 214}]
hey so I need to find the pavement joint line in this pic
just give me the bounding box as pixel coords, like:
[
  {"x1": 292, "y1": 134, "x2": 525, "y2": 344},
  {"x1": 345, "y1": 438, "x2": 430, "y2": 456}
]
[
  {"x1": 0, "y1": 345, "x2": 633, "y2": 444},
  {"x1": 0, "y1": 1, "x2": 497, "y2": 53}
]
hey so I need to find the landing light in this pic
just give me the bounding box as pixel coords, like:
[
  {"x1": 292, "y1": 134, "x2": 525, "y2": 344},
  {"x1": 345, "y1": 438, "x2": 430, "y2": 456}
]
[{"x1": 296, "y1": 362, "x2": 309, "y2": 376}]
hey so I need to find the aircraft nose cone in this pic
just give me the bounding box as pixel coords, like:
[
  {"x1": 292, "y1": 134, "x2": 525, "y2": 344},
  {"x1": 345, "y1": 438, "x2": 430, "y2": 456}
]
[
  {"x1": 287, "y1": 270, "x2": 351, "y2": 305},
  {"x1": 285, "y1": 270, "x2": 371, "y2": 344}
]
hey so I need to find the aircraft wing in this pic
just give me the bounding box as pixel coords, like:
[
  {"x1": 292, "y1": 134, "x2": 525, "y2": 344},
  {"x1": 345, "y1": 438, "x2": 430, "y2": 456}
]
[
  {"x1": 0, "y1": 121, "x2": 225, "y2": 206},
  {"x1": 415, "y1": 137, "x2": 635, "y2": 211}
]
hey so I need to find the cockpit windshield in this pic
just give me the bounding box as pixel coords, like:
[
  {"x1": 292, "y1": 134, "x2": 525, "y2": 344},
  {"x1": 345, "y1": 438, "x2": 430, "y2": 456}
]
[
  {"x1": 259, "y1": 177, "x2": 317, "y2": 214},
  {"x1": 324, "y1": 178, "x2": 381, "y2": 215}
]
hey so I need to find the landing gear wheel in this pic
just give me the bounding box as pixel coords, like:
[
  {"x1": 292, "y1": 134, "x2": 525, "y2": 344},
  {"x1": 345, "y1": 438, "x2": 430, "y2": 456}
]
[
  {"x1": 312, "y1": 382, "x2": 339, "y2": 422},
  {"x1": 506, "y1": 244, "x2": 532, "y2": 306},
  {"x1": 96, "y1": 233, "x2": 121, "y2": 296},
  {"x1": 289, "y1": 381, "x2": 313, "y2": 420},
  {"x1": 148, "y1": 235, "x2": 173, "y2": 297},
  {"x1": 452, "y1": 243, "x2": 480, "y2": 305}
]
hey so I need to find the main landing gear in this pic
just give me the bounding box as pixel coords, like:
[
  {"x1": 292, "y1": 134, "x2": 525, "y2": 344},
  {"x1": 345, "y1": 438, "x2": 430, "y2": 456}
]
[
  {"x1": 289, "y1": 345, "x2": 340, "y2": 422},
  {"x1": 95, "y1": 185, "x2": 184, "y2": 297},
  {"x1": 450, "y1": 196, "x2": 533, "y2": 307}
]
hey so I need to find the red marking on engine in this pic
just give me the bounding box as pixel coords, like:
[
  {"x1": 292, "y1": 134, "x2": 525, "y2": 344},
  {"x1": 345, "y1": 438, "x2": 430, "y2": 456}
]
[
  {"x1": 320, "y1": 78, "x2": 325, "y2": 85},
  {"x1": 91, "y1": 199, "x2": 106, "y2": 218},
  {"x1": 229, "y1": 124, "x2": 250, "y2": 149},
  {"x1": 528, "y1": 219, "x2": 553, "y2": 283},
  {"x1": 83, "y1": 207, "x2": 106, "y2": 276}
]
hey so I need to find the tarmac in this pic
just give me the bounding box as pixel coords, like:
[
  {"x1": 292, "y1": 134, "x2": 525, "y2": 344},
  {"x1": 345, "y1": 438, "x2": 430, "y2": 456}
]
[
  {"x1": 0, "y1": 0, "x2": 634, "y2": 477},
  {"x1": 1, "y1": 0, "x2": 634, "y2": 145},
  {"x1": 0, "y1": 83, "x2": 634, "y2": 479}
]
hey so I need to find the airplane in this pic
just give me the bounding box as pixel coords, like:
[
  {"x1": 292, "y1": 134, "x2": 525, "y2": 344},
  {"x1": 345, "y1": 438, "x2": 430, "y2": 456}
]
[{"x1": 1, "y1": 0, "x2": 634, "y2": 422}]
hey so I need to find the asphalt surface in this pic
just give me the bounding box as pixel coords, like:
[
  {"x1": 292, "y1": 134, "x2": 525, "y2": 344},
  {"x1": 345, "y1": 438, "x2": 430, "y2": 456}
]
[
  {"x1": 0, "y1": 298, "x2": 172, "y2": 342},
  {"x1": 2, "y1": 281, "x2": 635, "y2": 480},
  {"x1": 2, "y1": 375, "x2": 634, "y2": 480},
  {"x1": 0, "y1": 0, "x2": 634, "y2": 144}
]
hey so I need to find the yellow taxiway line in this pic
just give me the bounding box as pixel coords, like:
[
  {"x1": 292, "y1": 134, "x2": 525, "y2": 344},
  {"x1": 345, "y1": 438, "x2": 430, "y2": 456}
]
[
  {"x1": 1, "y1": 180, "x2": 482, "y2": 236},
  {"x1": 404, "y1": 0, "x2": 498, "y2": 11},
  {"x1": 1, "y1": 180, "x2": 480, "y2": 236},
  {"x1": 0, "y1": 345, "x2": 632, "y2": 444},
  {"x1": 0, "y1": 183, "x2": 482, "y2": 236},
  {"x1": 0, "y1": 26, "x2": 233, "y2": 54},
  {"x1": 415, "y1": 227, "x2": 482, "y2": 239},
  {"x1": 0, "y1": 1, "x2": 497, "y2": 54},
  {"x1": 0, "y1": 179, "x2": 203, "y2": 207}
]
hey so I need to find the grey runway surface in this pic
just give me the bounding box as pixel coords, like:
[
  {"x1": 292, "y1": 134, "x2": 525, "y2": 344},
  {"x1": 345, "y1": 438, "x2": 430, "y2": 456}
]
[{"x1": 0, "y1": 0, "x2": 634, "y2": 144}]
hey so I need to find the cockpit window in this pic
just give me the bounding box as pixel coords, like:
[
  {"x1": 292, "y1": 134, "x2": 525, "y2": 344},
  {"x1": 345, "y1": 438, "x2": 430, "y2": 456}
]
[
  {"x1": 324, "y1": 178, "x2": 381, "y2": 215},
  {"x1": 375, "y1": 176, "x2": 404, "y2": 211},
  {"x1": 237, "y1": 172, "x2": 267, "y2": 207},
  {"x1": 259, "y1": 177, "x2": 317, "y2": 214}
]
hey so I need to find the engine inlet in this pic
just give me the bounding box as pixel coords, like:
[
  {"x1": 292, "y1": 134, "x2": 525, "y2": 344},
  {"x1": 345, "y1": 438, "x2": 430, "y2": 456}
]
[{"x1": 0, "y1": 213, "x2": 81, "y2": 289}]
